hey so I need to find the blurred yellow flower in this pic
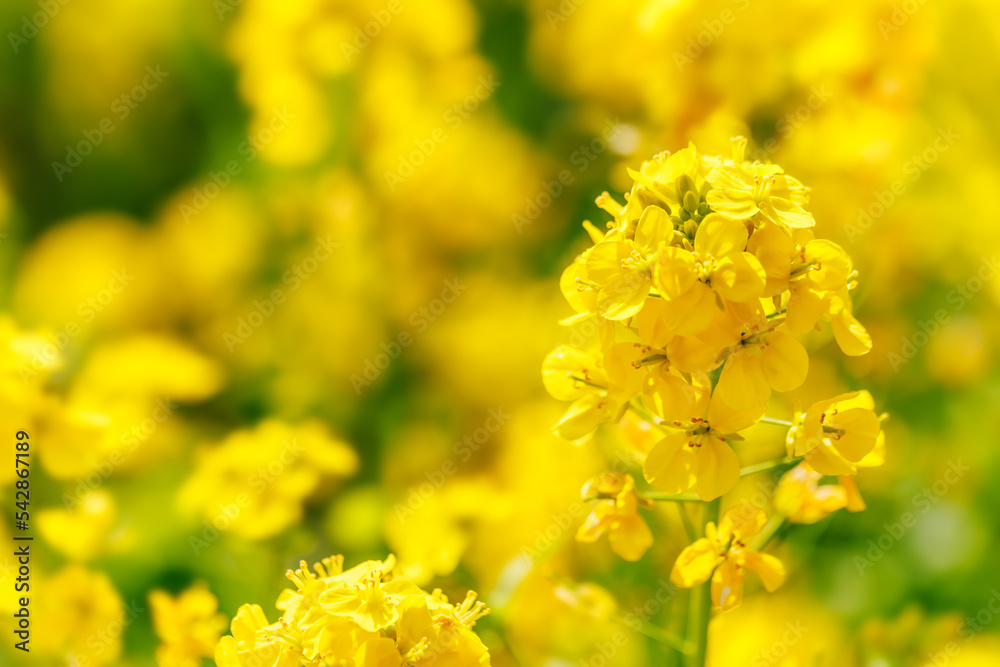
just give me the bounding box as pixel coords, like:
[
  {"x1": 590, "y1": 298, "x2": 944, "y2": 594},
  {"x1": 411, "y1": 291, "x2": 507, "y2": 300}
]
[
  {"x1": 37, "y1": 489, "x2": 127, "y2": 560},
  {"x1": 150, "y1": 584, "x2": 228, "y2": 667},
  {"x1": 35, "y1": 565, "x2": 127, "y2": 667},
  {"x1": 576, "y1": 471, "x2": 654, "y2": 561},
  {"x1": 180, "y1": 419, "x2": 359, "y2": 540}
]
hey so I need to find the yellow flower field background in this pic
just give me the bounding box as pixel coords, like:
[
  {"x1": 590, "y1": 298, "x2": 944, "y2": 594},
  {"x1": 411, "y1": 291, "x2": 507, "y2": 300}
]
[{"x1": 1, "y1": 0, "x2": 999, "y2": 665}]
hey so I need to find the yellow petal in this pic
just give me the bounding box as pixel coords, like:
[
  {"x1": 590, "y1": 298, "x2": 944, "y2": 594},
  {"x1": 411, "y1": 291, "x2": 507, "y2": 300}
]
[
  {"x1": 805, "y1": 239, "x2": 851, "y2": 291},
  {"x1": 695, "y1": 215, "x2": 750, "y2": 259},
  {"x1": 230, "y1": 604, "x2": 270, "y2": 647},
  {"x1": 663, "y1": 280, "x2": 717, "y2": 336},
  {"x1": 542, "y1": 346, "x2": 600, "y2": 401},
  {"x1": 635, "y1": 205, "x2": 672, "y2": 254},
  {"x1": 760, "y1": 196, "x2": 815, "y2": 229},
  {"x1": 786, "y1": 284, "x2": 828, "y2": 335},
  {"x1": 829, "y1": 407, "x2": 880, "y2": 461},
  {"x1": 560, "y1": 255, "x2": 597, "y2": 315},
  {"x1": 707, "y1": 392, "x2": 766, "y2": 434},
  {"x1": 694, "y1": 436, "x2": 741, "y2": 501},
  {"x1": 609, "y1": 514, "x2": 654, "y2": 561},
  {"x1": 587, "y1": 240, "x2": 651, "y2": 321},
  {"x1": 839, "y1": 474, "x2": 868, "y2": 512},
  {"x1": 747, "y1": 222, "x2": 795, "y2": 285},
  {"x1": 761, "y1": 330, "x2": 808, "y2": 393},
  {"x1": 576, "y1": 504, "x2": 613, "y2": 542},
  {"x1": 553, "y1": 395, "x2": 623, "y2": 441},
  {"x1": 643, "y1": 431, "x2": 697, "y2": 493},
  {"x1": 671, "y1": 538, "x2": 721, "y2": 588},
  {"x1": 718, "y1": 506, "x2": 767, "y2": 541},
  {"x1": 636, "y1": 297, "x2": 676, "y2": 348},
  {"x1": 710, "y1": 253, "x2": 766, "y2": 302},
  {"x1": 715, "y1": 349, "x2": 770, "y2": 411},
  {"x1": 831, "y1": 306, "x2": 872, "y2": 356},
  {"x1": 653, "y1": 245, "x2": 698, "y2": 299},
  {"x1": 743, "y1": 551, "x2": 787, "y2": 592},
  {"x1": 711, "y1": 559, "x2": 744, "y2": 610},
  {"x1": 858, "y1": 431, "x2": 886, "y2": 468},
  {"x1": 805, "y1": 443, "x2": 858, "y2": 477},
  {"x1": 603, "y1": 342, "x2": 651, "y2": 395},
  {"x1": 642, "y1": 367, "x2": 711, "y2": 423}
]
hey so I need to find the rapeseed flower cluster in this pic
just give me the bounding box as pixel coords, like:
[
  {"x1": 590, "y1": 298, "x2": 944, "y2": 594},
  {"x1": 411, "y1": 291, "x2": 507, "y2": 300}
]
[
  {"x1": 215, "y1": 555, "x2": 491, "y2": 667},
  {"x1": 544, "y1": 139, "x2": 887, "y2": 612}
]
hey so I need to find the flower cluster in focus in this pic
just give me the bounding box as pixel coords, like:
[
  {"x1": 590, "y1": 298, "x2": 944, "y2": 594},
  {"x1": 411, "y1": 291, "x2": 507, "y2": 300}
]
[{"x1": 544, "y1": 139, "x2": 888, "y2": 609}]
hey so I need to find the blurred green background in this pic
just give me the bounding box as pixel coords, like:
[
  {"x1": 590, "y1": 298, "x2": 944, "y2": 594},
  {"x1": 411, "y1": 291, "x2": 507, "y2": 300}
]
[{"x1": 1, "y1": 0, "x2": 999, "y2": 665}]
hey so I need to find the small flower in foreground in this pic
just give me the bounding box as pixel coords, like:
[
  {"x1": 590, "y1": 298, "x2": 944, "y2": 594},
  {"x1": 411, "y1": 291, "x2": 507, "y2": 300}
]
[
  {"x1": 215, "y1": 555, "x2": 491, "y2": 667},
  {"x1": 670, "y1": 508, "x2": 785, "y2": 610},
  {"x1": 576, "y1": 472, "x2": 654, "y2": 561}
]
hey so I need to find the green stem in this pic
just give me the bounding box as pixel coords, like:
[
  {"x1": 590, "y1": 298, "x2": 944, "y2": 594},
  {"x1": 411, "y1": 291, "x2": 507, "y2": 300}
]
[
  {"x1": 677, "y1": 503, "x2": 698, "y2": 542},
  {"x1": 632, "y1": 618, "x2": 693, "y2": 655},
  {"x1": 739, "y1": 456, "x2": 801, "y2": 478},
  {"x1": 759, "y1": 416, "x2": 792, "y2": 426},
  {"x1": 684, "y1": 498, "x2": 719, "y2": 667}
]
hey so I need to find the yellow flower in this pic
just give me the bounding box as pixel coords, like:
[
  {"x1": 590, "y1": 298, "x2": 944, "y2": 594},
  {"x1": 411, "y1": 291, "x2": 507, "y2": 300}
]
[
  {"x1": 35, "y1": 565, "x2": 125, "y2": 666},
  {"x1": 37, "y1": 489, "x2": 125, "y2": 561},
  {"x1": 705, "y1": 160, "x2": 815, "y2": 230},
  {"x1": 643, "y1": 392, "x2": 763, "y2": 501},
  {"x1": 584, "y1": 202, "x2": 674, "y2": 320},
  {"x1": 714, "y1": 320, "x2": 809, "y2": 411},
  {"x1": 652, "y1": 215, "x2": 767, "y2": 337},
  {"x1": 150, "y1": 584, "x2": 228, "y2": 667},
  {"x1": 670, "y1": 508, "x2": 786, "y2": 610},
  {"x1": 180, "y1": 419, "x2": 358, "y2": 540},
  {"x1": 748, "y1": 227, "x2": 872, "y2": 358},
  {"x1": 542, "y1": 346, "x2": 633, "y2": 440},
  {"x1": 216, "y1": 555, "x2": 490, "y2": 667},
  {"x1": 773, "y1": 463, "x2": 850, "y2": 524},
  {"x1": 576, "y1": 472, "x2": 654, "y2": 561},
  {"x1": 787, "y1": 391, "x2": 883, "y2": 476}
]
